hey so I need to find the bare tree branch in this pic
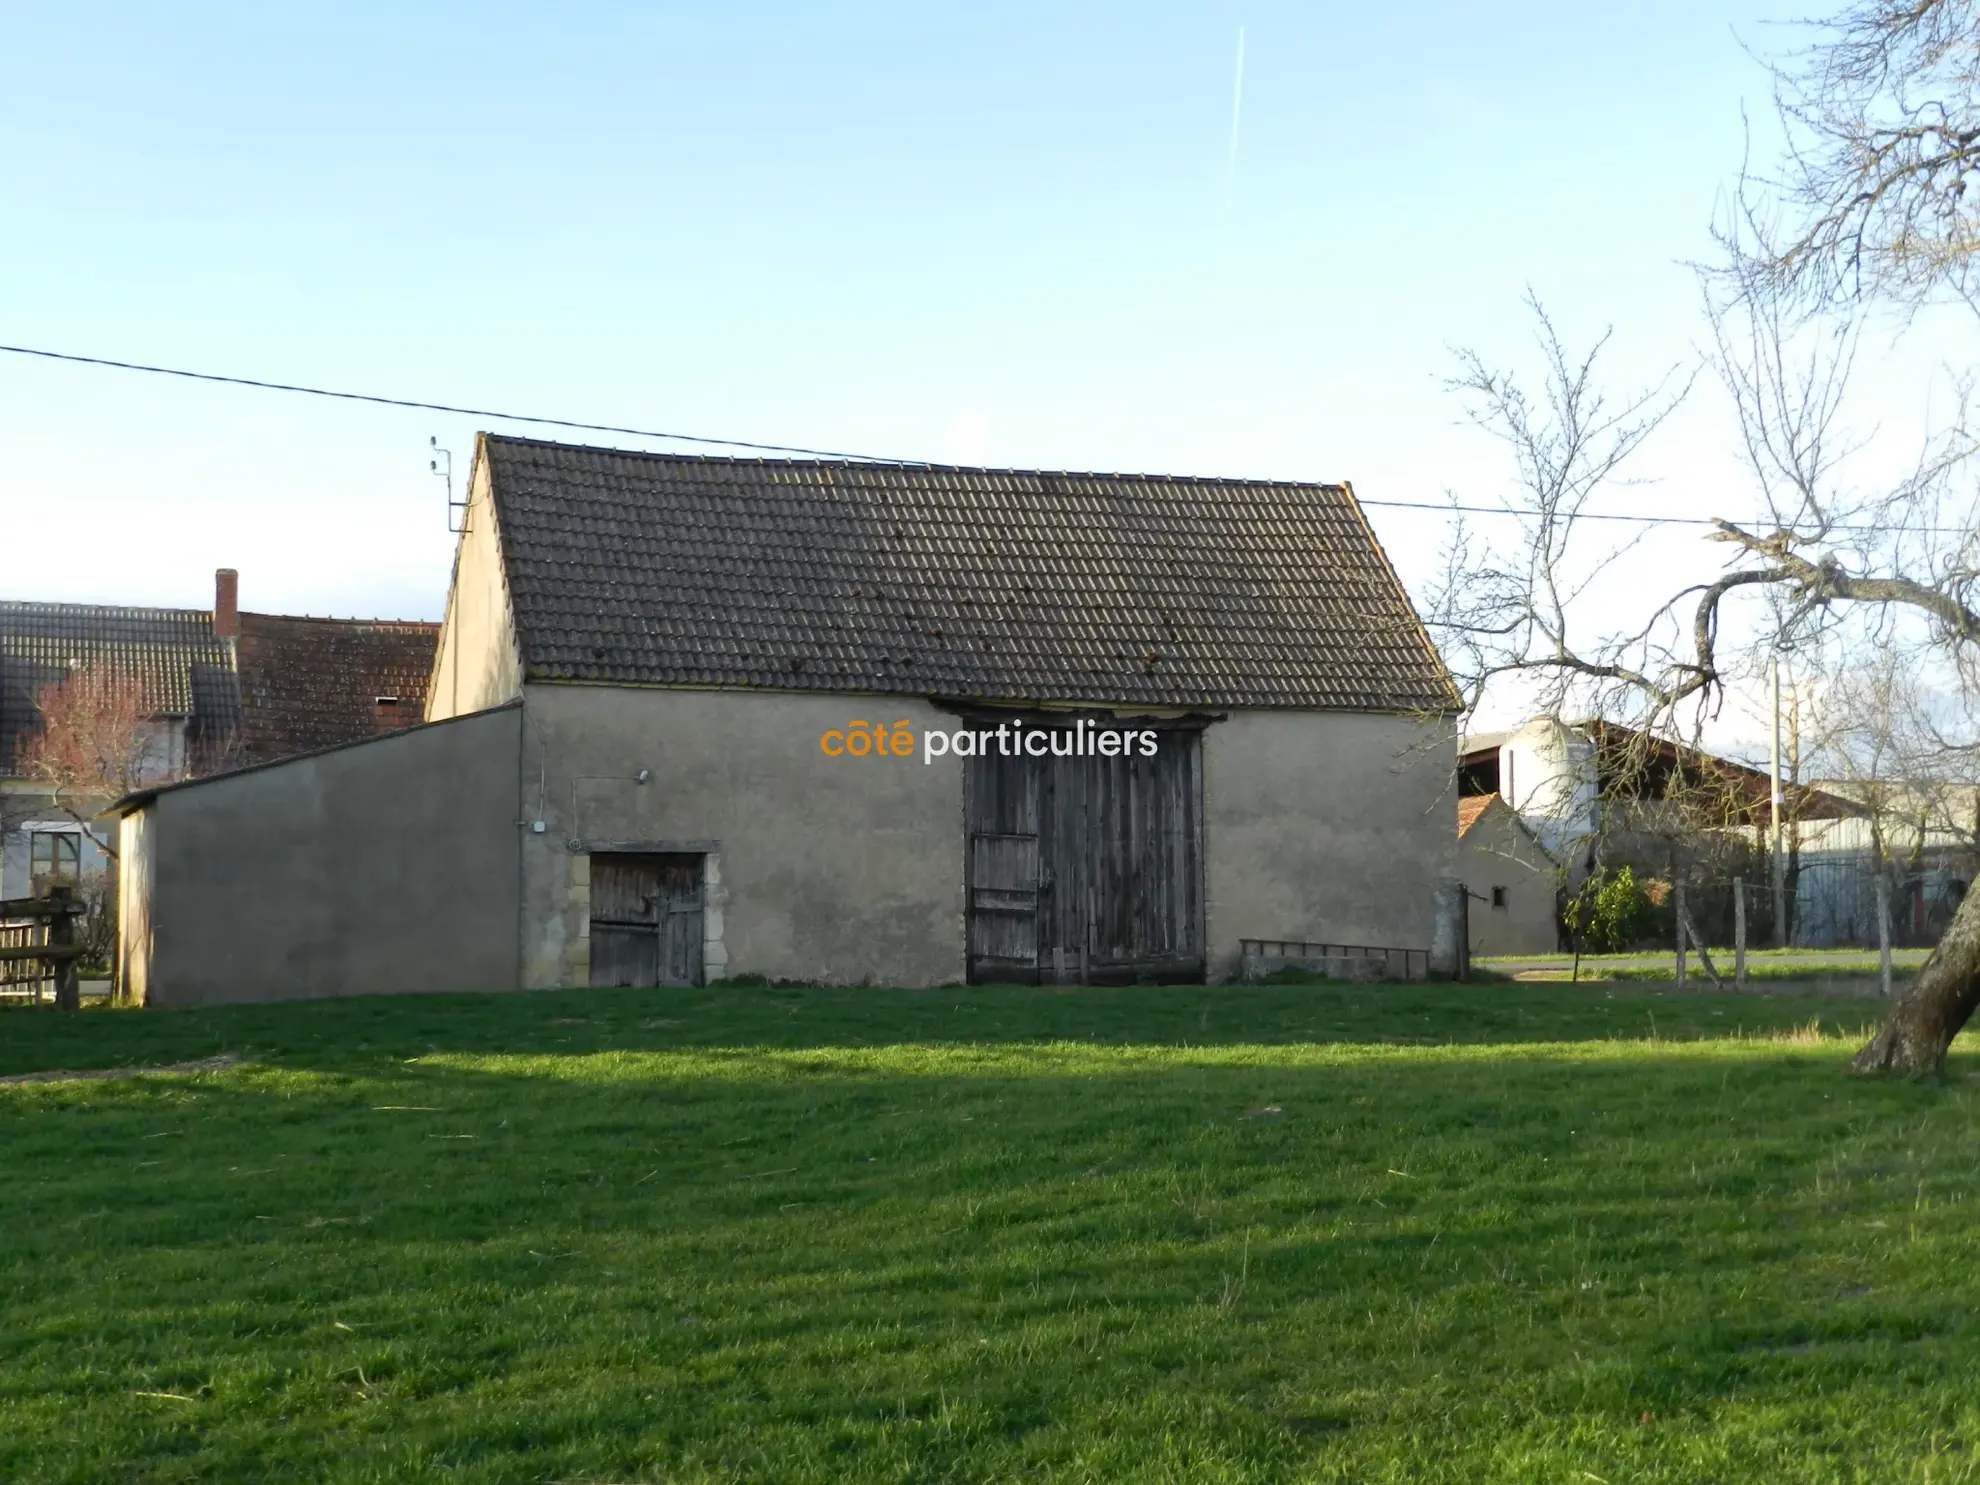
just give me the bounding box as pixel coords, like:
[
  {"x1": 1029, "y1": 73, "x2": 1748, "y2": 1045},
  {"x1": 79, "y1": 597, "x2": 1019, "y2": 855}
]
[{"x1": 1758, "y1": 0, "x2": 1980, "y2": 305}]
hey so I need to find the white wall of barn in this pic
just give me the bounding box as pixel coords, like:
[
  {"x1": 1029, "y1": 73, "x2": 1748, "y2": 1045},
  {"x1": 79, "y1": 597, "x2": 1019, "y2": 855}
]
[
  {"x1": 517, "y1": 682, "x2": 969, "y2": 989},
  {"x1": 1202, "y1": 708, "x2": 1456, "y2": 978},
  {"x1": 516, "y1": 683, "x2": 1457, "y2": 988},
  {"x1": 425, "y1": 454, "x2": 523, "y2": 723}
]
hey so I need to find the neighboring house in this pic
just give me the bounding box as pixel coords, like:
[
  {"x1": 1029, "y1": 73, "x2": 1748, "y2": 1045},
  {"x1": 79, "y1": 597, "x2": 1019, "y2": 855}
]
[
  {"x1": 116, "y1": 434, "x2": 1464, "y2": 1007},
  {"x1": 1456, "y1": 794, "x2": 1559, "y2": 956},
  {"x1": 234, "y1": 611, "x2": 440, "y2": 764},
  {"x1": 0, "y1": 600, "x2": 236, "y2": 899},
  {"x1": 1458, "y1": 718, "x2": 1599, "y2": 862},
  {"x1": 1458, "y1": 716, "x2": 1859, "y2": 874},
  {"x1": 1458, "y1": 714, "x2": 1879, "y2": 946},
  {"x1": 1, "y1": 574, "x2": 437, "y2": 899}
]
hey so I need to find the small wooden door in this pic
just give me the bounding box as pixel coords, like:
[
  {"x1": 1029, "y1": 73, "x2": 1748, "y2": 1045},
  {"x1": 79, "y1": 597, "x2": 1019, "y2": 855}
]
[
  {"x1": 969, "y1": 834, "x2": 1041, "y2": 984},
  {"x1": 589, "y1": 854, "x2": 704, "y2": 988}
]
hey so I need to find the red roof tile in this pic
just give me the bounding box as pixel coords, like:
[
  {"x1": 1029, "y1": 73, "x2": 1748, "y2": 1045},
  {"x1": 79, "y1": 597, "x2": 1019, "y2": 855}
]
[
  {"x1": 234, "y1": 614, "x2": 438, "y2": 764},
  {"x1": 1457, "y1": 794, "x2": 1496, "y2": 839}
]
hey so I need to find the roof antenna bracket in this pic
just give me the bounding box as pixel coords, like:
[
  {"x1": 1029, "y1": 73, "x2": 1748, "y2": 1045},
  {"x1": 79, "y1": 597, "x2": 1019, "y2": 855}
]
[{"x1": 432, "y1": 437, "x2": 466, "y2": 533}]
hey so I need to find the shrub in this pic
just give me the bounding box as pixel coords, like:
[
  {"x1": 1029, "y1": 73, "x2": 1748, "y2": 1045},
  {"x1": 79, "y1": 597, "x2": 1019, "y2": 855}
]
[{"x1": 1562, "y1": 866, "x2": 1652, "y2": 954}]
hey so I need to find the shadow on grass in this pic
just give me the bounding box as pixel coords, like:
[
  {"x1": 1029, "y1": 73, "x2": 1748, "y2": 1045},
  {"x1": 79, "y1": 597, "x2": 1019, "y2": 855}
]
[
  {"x1": 0, "y1": 982, "x2": 1908, "y2": 1083},
  {"x1": 2, "y1": 1031, "x2": 1975, "y2": 1484}
]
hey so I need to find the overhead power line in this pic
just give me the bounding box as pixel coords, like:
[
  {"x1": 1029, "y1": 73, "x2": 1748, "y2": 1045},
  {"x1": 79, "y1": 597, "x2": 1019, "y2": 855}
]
[
  {"x1": 1364, "y1": 497, "x2": 1714, "y2": 525},
  {"x1": 0, "y1": 342, "x2": 884, "y2": 461},
  {"x1": 0, "y1": 340, "x2": 1970, "y2": 535}
]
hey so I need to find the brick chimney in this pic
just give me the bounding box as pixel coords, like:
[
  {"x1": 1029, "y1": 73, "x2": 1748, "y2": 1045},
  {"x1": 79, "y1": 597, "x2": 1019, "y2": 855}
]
[
  {"x1": 213, "y1": 569, "x2": 239, "y2": 640},
  {"x1": 374, "y1": 696, "x2": 403, "y2": 733}
]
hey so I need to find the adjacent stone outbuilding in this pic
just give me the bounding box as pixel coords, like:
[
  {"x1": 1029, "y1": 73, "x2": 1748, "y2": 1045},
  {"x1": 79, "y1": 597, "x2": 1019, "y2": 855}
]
[
  {"x1": 1456, "y1": 794, "x2": 1561, "y2": 958},
  {"x1": 118, "y1": 435, "x2": 1462, "y2": 1004},
  {"x1": 118, "y1": 705, "x2": 522, "y2": 1007}
]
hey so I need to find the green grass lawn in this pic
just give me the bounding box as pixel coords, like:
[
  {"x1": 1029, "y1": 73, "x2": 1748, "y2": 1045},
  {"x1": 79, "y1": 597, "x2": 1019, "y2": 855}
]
[{"x1": 4, "y1": 984, "x2": 1979, "y2": 1483}]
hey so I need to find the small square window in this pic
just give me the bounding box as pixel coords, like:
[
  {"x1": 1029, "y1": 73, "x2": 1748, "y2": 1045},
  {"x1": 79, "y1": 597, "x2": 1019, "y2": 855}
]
[
  {"x1": 1490, "y1": 885, "x2": 1508, "y2": 909},
  {"x1": 29, "y1": 831, "x2": 81, "y2": 890}
]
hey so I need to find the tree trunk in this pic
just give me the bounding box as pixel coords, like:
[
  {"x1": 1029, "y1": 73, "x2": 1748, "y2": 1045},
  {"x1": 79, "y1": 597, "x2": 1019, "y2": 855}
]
[
  {"x1": 1677, "y1": 894, "x2": 1724, "y2": 989},
  {"x1": 1850, "y1": 882, "x2": 1980, "y2": 1074}
]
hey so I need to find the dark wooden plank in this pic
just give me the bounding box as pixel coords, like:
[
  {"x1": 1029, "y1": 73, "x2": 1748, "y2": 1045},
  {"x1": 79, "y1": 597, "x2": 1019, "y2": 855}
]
[
  {"x1": 1079, "y1": 729, "x2": 1203, "y2": 981},
  {"x1": 962, "y1": 719, "x2": 1206, "y2": 986},
  {"x1": 969, "y1": 833, "x2": 1040, "y2": 976},
  {"x1": 654, "y1": 856, "x2": 704, "y2": 987},
  {"x1": 590, "y1": 926, "x2": 660, "y2": 988},
  {"x1": 49, "y1": 902, "x2": 79, "y2": 1011},
  {"x1": 965, "y1": 751, "x2": 1046, "y2": 983},
  {"x1": 589, "y1": 853, "x2": 704, "y2": 988},
  {"x1": 590, "y1": 857, "x2": 662, "y2": 927}
]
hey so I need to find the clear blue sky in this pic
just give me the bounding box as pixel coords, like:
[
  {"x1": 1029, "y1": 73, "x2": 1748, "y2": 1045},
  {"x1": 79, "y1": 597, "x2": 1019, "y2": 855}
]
[{"x1": 0, "y1": 0, "x2": 1848, "y2": 641}]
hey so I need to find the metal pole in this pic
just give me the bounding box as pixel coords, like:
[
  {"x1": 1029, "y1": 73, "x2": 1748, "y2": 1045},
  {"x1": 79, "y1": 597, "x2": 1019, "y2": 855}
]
[
  {"x1": 1876, "y1": 875, "x2": 1893, "y2": 998},
  {"x1": 1734, "y1": 877, "x2": 1747, "y2": 989},
  {"x1": 1770, "y1": 654, "x2": 1786, "y2": 948}
]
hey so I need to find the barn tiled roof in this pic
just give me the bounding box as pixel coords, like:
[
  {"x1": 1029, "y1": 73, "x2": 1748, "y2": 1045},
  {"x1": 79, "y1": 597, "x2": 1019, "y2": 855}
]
[
  {"x1": 482, "y1": 435, "x2": 1459, "y2": 712},
  {"x1": 0, "y1": 602, "x2": 237, "y2": 775},
  {"x1": 234, "y1": 614, "x2": 440, "y2": 764}
]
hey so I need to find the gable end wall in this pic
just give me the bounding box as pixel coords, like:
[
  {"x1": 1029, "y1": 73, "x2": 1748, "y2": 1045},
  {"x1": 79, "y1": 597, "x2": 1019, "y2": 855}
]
[{"x1": 427, "y1": 453, "x2": 523, "y2": 721}]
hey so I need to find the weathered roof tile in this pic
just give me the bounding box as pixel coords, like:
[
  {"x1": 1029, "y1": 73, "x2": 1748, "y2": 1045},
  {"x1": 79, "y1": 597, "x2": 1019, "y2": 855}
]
[
  {"x1": 234, "y1": 614, "x2": 438, "y2": 763},
  {"x1": 484, "y1": 436, "x2": 1457, "y2": 713},
  {"x1": 0, "y1": 603, "x2": 235, "y2": 775}
]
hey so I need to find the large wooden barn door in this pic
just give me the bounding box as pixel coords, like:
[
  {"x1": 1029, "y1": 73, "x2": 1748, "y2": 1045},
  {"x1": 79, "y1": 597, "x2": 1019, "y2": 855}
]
[
  {"x1": 964, "y1": 723, "x2": 1204, "y2": 985},
  {"x1": 589, "y1": 854, "x2": 704, "y2": 988}
]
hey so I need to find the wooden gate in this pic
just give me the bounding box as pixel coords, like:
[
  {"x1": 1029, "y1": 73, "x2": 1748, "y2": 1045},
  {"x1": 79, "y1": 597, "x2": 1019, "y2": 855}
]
[
  {"x1": 964, "y1": 721, "x2": 1204, "y2": 985},
  {"x1": 588, "y1": 854, "x2": 704, "y2": 988},
  {"x1": 0, "y1": 891, "x2": 86, "y2": 1008}
]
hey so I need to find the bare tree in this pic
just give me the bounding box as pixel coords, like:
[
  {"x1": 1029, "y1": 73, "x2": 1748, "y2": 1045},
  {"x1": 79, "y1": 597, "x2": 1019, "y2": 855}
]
[
  {"x1": 14, "y1": 668, "x2": 156, "y2": 857},
  {"x1": 1430, "y1": 291, "x2": 1698, "y2": 726},
  {"x1": 1762, "y1": 0, "x2": 1980, "y2": 307},
  {"x1": 1797, "y1": 637, "x2": 1980, "y2": 932},
  {"x1": 1434, "y1": 257, "x2": 1980, "y2": 1072},
  {"x1": 1430, "y1": 3, "x2": 1980, "y2": 1069}
]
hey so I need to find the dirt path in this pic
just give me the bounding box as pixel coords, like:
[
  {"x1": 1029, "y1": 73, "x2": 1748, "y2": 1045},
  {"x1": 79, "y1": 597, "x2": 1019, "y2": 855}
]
[{"x1": 0, "y1": 1054, "x2": 241, "y2": 1086}]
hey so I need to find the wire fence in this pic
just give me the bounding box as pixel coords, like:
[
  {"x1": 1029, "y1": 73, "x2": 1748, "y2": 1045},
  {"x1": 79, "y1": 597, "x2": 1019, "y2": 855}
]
[
  {"x1": 1562, "y1": 851, "x2": 1967, "y2": 961},
  {"x1": 1790, "y1": 857, "x2": 1965, "y2": 950}
]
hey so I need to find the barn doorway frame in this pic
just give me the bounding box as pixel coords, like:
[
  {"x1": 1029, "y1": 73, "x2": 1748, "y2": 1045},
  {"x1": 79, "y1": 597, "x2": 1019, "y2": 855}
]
[
  {"x1": 958, "y1": 710, "x2": 1212, "y2": 986},
  {"x1": 587, "y1": 851, "x2": 707, "y2": 988}
]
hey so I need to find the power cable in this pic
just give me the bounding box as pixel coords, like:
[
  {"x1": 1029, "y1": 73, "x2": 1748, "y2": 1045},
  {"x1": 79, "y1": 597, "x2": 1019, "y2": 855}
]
[
  {"x1": 0, "y1": 340, "x2": 1972, "y2": 536},
  {"x1": 0, "y1": 342, "x2": 885, "y2": 462}
]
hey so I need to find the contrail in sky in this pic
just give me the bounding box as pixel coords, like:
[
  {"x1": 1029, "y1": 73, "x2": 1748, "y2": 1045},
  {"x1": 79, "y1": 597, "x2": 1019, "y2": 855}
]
[{"x1": 1224, "y1": 24, "x2": 1246, "y2": 221}]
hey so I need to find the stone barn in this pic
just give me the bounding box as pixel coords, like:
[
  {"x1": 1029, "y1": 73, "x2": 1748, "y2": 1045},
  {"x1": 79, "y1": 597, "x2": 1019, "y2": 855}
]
[
  {"x1": 117, "y1": 434, "x2": 1461, "y2": 1005},
  {"x1": 1456, "y1": 793, "x2": 1561, "y2": 958}
]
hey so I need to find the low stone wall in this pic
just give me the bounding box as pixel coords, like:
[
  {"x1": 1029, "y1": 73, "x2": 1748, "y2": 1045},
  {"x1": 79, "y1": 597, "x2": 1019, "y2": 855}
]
[{"x1": 1240, "y1": 952, "x2": 1404, "y2": 984}]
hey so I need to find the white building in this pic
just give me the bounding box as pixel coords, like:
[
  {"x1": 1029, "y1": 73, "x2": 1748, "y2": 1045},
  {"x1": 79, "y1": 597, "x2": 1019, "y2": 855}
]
[{"x1": 1457, "y1": 718, "x2": 1600, "y2": 864}]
